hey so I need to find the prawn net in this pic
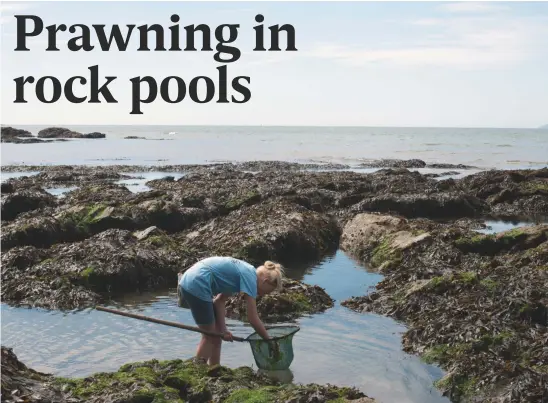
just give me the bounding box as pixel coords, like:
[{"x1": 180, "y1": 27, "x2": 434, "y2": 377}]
[{"x1": 245, "y1": 326, "x2": 300, "y2": 371}]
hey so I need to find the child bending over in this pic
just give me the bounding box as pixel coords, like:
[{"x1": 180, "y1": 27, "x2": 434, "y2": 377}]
[{"x1": 177, "y1": 256, "x2": 284, "y2": 366}]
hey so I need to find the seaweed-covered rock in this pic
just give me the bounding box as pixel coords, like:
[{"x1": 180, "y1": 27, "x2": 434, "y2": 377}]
[
  {"x1": 359, "y1": 158, "x2": 426, "y2": 168},
  {"x1": 37, "y1": 127, "x2": 82, "y2": 138},
  {"x1": 82, "y1": 131, "x2": 106, "y2": 139},
  {"x1": 183, "y1": 200, "x2": 341, "y2": 266},
  {"x1": 1, "y1": 229, "x2": 195, "y2": 309},
  {"x1": 1, "y1": 126, "x2": 37, "y2": 143},
  {"x1": 1, "y1": 346, "x2": 73, "y2": 403},
  {"x1": 352, "y1": 192, "x2": 488, "y2": 219},
  {"x1": 341, "y1": 218, "x2": 548, "y2": 402},
  {"x1": 1, "y1": 126, "x2": 32, "y2": 138},
  {"x1": 57, "y1": 354, "x2": 374, "y2": 402},
  {"x1": 1, "y1": 188, "x2": 57, "y2": 221},
  {"x1": 0, "y1": 195, "x2": 209, "y2": 252},
  {"x1": 7, "y1": 170, "x2": 128, "y2": 191},
  {"x1": 340, "y1": 213, "x2": 431, "y2": 271},
  {"x1": 1, "y1": 182, "x2": 15, "y2": 193},
  {"x1": 460, "y1": 168, "x2": 548, "y2": 217},
  {"x1": 226, "y1": 278, "x2": 335, "y2": 323},
  {"x1": 36, "y1": 127, "x2": 106, "y2": 139},
  {"x1": 1, "y1": 346, "x2": 374, "y2": 403}
]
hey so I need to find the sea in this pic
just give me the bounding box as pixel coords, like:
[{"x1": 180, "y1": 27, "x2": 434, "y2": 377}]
[
  {"x1": 1, "y1": 125, "x2": 547, "y2": 403},
  {"x1": 1, "y1": 125, "x2": 547, "y2": 169}
]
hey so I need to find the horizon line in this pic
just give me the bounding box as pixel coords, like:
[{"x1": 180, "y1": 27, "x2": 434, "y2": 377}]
[{"x1": 2, "y1": 123, "x2": 547, "y2": 130}]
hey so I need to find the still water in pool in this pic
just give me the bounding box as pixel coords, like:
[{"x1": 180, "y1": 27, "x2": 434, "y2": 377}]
[{"x1": 1, "y1": 250, "x2": 449, "y2": 403}]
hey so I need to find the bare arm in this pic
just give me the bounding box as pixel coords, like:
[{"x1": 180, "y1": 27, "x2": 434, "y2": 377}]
[{"x1": 245, "y1": 294, "x2": 270, "y2": 340}]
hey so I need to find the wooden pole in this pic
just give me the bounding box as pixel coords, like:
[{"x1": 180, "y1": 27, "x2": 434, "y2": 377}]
[{"x1": 95, "y1": 306, "x2": 246, "y2": 342}]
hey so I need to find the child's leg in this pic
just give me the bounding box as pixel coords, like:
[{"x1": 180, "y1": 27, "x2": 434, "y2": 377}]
[
  {"x1": 209, "y1": 321, "x2": 223, "y2": 366},
  {"x1": 196, "y1": 324, "x2": 219, "y2": 363},
  {"x1": 181, "y1": 288, "x2": 218, "y2": 364}
]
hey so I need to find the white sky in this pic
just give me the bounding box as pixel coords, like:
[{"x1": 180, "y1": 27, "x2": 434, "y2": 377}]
[{"x1": 1, "y1": 1, "x2": 548, "y2": 128}]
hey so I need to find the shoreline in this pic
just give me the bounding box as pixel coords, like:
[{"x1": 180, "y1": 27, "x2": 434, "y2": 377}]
[{"x1": 1, "y1": 162, "x2": 547, "y2": 402}]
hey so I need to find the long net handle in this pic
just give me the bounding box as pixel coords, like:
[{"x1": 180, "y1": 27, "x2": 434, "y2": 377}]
[{"x1": 95, "y1": 306, "x2": 246, "y2": 342}]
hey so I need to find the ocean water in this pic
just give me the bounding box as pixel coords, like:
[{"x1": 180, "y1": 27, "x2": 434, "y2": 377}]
[
  {"x1": 2, "y1": 125, "x2": 547, "y2": 169},
  {"x1": 1, "y1": 125, "x2": 545, "y2": 402},
  {"x1": 1, "y1": 250, "x2": 449, "y2": 403}
]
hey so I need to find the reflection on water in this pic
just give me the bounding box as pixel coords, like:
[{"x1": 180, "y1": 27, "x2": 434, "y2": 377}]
[
  {"x1": 45, "y1": 186, "x2": 78, "y2": 197},
  {"x1": 475, "y1": 219, "x2": 544, "y2": 234},
  {"x1": 1, "y1": 250, "x2": 449, "y2": 403},
  {"x1": 115, "y1": 172, "x2": 187, "y2": 193},
  {"x1": 0, "y1": 171, "x2": 41, "y2": 182},
  {"x1": 258, "y1": 368, "x2": 294, "y2": 384}
]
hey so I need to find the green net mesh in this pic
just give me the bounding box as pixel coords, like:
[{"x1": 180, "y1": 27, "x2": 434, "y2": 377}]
[{"x1": 245, "y1": 326, "x2": 300, "y2": 371}]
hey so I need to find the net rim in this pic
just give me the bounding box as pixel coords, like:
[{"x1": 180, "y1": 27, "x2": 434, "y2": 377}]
[{"x1": 245, "y1": 325, "x2": 300, "y2": 341}]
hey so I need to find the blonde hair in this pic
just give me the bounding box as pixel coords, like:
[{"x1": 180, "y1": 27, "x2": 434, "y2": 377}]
[{"x1": 257, "y1": 260, "x2": 284, "y2": 292}]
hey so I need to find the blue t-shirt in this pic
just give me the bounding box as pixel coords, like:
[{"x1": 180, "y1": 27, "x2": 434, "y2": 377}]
[{"x1": 179, "y1": 256, "x2": 258, "y2": 301}]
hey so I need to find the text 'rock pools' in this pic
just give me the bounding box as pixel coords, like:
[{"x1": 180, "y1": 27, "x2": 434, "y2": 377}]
[
  {"x1": 340, "y1": 212, "x2": 548, "y2": 403},
  {"x1": 1, "y1": 346, "x2": 375, "y2": 403}
]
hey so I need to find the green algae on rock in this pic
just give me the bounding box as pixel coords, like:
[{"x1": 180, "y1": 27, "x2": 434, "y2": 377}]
[
  {"x1": 340, "y1": 213, "x2": 431, "y2": 271},
  {"x1": 0, "y1": 228, "x2": 197, "y2": 310},
  {"x1": 225, "y1": 278, "x2": 335, "y2": 323},
  {"x1": 341, "y1": 216, "x2": 548, "y2": 403},
  {"x1": 1, "y1": 346, "x2": 374, "y2": 403},
  {"x1": 1, "y1": 187, "x2": 58, "y2": 222},
  {"x1": 182, "y1": 199, "x2": 341, "y2": 267}
]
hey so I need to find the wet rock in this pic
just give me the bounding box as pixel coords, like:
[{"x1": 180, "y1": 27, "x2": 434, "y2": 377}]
[
  {"x1": 454, "y1": 224, "x2": 548, "y2": 255},
  {"x1": 424, "y1": 171, "x2": 461, "y2": 179},
  {"x1": 1, "y1": 345, "x2": 374, "y2": 403},
  {"x1": 340, "y1": 213, "x2": 432, "y2": 270},
  {"x1": 133, "y1": 225, "x2": 161, "y2": 240},
  {"x1": 0, "y1": 127, "x2": 40, "y2": 144},
  {"x1": 353, "y1": 192, "x2": 488, "y2": 219},
  {"x1": 38, "y1": 127, "x2": 82, "y2": 138},
  {"x1": 359, "y1": 159, "x2": 426, "y2": 168},
  {"x1": 63, "y1": 183, "x2": 132, "y2": 204},
  {"x1": 32, "y1": 127, "x2": 106, "y2": 139},
  {"x1": 19, "y1": 352, "x2": 371, "y2": 403},
  {"x1": 81, "y1": 132, "x2": 106, "y2": 139},
  {"x1": 427, "y1": 163, "x2": 476, "y2": 169},
  {"x1": 0, "y1": 245, "x2": 50, "y2": 270},
  {"x1": 5, "y1": 169, "x2": 128, "y2": 191},
  {"x1": 1, "y1": 188, "x2": 57, "y2": 221},
  {"x1": 226, "y1": 278, "x2": 335, "y2": 323},
  {"x1": 1, "y1": 182, "x2": 15, "y2": 193},
  {"x1": 460, "y1": 168, "x2": 548, "y2": 216},
  {"x1": 1, "y1": 346, "x2": 74, "y2": 403},
  {"x1": 1, "y1": 193, "x2": 209, "y2": 252},
  {"x1": 183, "y1": 200, "x2": 341, "y2": 267},
  {"x1": 341, "y1": 218, "x2": 548, "y2": 402},
  {"x1": 1, "y1": 229, "x2": 195, "y2": 309},
  {"x1": 1, "y1": 126, "x2": 32, "y2": 138},
  {"x1": 1, "y1": 216, "x2": 68, "y2": 251}
]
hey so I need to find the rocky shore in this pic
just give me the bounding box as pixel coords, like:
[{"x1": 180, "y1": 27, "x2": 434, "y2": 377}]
[
  {"x1": 1, "y1": 346, "x2": 374, "y2": 403},
  {"x1": 340, "y1": 214, "x2": 548, "y2": 402},
  {"x1": 1, "y1": 161, "x2": 547, "y2": 402},
  {"x1": 1, "y1": 126, "x2": 106, "y2": 143}
]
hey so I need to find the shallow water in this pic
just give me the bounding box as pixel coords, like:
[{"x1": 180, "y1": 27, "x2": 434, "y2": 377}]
[
  {"x1": 115, "y1": 172, "x2": 187, "y2": 193},
  {"x1": 476, "y1": 219, "x2": 544, "y2": 234},
  {"x1": 0, "y1": 250, "x2": 449, "y2": 403},
  {"x1": 2, "y1": 125, "x2": 547, "y2": 169}
]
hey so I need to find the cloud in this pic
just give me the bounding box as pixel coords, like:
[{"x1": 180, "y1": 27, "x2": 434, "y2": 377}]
[
  {"x1": 307, "y1": 14, "x2": 548, "y2": 69},
  {"x1": 0, "y1": 2, "x2": 32, "y2": 25},
  {"x1": 0, "y1": 2, "x2": 31, "y2": 14},
  {"x1": 440, "y1": 2, "x2": 510, "y2": 14}
]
